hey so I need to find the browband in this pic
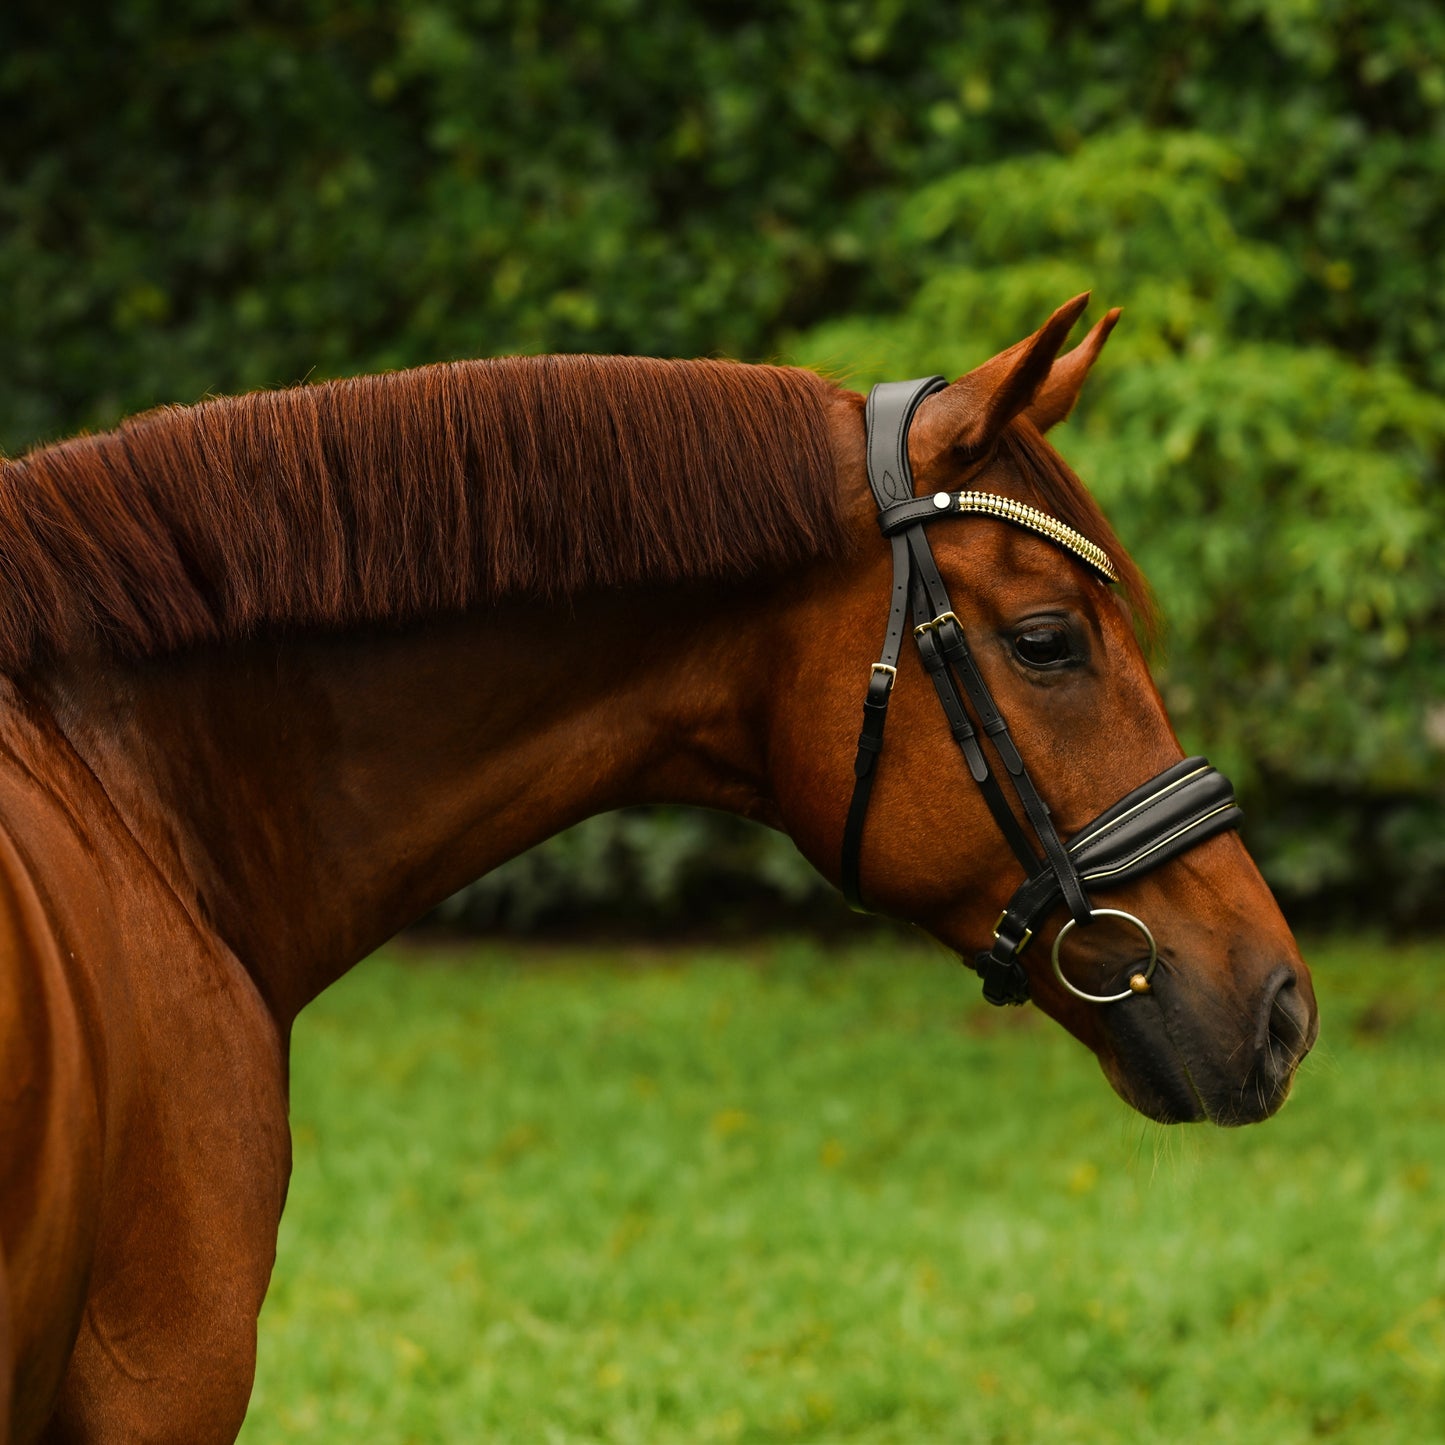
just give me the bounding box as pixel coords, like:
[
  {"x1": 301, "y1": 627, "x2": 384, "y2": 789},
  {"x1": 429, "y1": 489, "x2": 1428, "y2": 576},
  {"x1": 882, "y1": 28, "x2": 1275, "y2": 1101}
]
[{"x1": 878, "y1": 490, "x2": 1118, "y2": 583}]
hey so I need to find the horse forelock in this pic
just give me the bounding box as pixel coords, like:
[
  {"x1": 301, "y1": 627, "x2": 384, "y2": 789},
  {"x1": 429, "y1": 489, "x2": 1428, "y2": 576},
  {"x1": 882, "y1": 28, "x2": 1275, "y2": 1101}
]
[{"x1": 0, "y1": 356, "x2": 848, "y2": 673}]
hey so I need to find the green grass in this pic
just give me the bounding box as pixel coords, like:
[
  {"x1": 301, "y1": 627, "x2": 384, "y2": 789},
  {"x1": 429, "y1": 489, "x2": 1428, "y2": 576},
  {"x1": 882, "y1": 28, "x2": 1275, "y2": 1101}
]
[{"x1": 241, "y1": 934, "x2": 1445, "y2": 1444}]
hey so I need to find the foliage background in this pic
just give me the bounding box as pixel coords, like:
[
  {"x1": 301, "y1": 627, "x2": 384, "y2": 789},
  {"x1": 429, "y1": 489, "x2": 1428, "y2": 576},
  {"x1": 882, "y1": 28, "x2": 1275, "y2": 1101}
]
[{"x1": 3, "y1": 0, "x2": 1442, "y2": 927}]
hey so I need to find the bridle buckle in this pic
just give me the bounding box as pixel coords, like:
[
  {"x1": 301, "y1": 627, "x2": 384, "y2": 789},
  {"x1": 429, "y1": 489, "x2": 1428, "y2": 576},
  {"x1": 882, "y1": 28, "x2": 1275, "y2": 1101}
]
[
  {"x1": 913, "y1": 610, "x2": 960, "y2": 639},
  {"x1": 992, "y1": 910, "x2": 1033, "y2": 955}
]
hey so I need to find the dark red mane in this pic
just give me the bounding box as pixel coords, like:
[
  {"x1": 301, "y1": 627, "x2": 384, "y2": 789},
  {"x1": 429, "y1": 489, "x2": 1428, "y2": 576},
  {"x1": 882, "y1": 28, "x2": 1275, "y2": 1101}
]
[
  {"x1": 0, "y1": 356, "x2": 1151, "y2": 675},
  {"x1": 0, "y1": 356, "x2": 846, "y2": 674}
]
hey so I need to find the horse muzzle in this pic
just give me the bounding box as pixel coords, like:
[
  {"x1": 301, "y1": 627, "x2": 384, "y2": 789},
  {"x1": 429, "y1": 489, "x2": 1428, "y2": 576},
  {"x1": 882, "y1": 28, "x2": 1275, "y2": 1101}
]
[{"x1": 1097, "y1": 955, "x2": 1319, "y2": 1126}]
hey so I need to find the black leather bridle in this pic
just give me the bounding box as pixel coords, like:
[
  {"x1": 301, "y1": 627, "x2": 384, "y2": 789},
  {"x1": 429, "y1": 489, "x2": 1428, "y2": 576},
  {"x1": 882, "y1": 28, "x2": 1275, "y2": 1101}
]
[{"x1": 841, "y1": 377, "x2": 1244, "y2": 1007}]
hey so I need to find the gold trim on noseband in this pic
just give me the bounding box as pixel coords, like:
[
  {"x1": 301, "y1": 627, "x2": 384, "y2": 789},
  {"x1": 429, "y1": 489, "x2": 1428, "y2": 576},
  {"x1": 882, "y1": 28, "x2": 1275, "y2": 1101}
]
[{"x1": 944, "y1": 491, "x2": 1119, "y2": 584}]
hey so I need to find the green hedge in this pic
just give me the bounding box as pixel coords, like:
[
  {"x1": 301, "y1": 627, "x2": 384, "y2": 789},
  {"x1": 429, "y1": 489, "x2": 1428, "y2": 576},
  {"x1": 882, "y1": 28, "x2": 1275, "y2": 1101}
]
[{"x1": 4, "y1": 2, "x2": 1441, "y2": 925}]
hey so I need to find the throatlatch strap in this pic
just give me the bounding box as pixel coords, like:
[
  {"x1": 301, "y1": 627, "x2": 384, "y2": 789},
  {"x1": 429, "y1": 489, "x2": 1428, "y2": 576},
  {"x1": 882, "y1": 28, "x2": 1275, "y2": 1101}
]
[{"x1": 840, "y1": 531, "x2": 912, "y2": 910}]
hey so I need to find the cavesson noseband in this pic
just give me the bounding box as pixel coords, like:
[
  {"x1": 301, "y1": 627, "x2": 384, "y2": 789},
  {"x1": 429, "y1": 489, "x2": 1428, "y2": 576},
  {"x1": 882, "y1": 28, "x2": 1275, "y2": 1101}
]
[{"x1": 842, "y1": 377, "x2": 1243, "y2": 1007}]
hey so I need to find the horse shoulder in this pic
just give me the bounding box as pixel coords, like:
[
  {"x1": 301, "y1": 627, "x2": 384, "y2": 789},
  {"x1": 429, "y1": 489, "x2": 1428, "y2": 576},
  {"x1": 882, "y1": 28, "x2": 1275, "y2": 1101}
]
[
  {"x1": 0, "y1": 806, "x2": 105, "y2": 1444},
  {"x1": 0, "y1": 725, "x2": 289, "y2": 1443}
]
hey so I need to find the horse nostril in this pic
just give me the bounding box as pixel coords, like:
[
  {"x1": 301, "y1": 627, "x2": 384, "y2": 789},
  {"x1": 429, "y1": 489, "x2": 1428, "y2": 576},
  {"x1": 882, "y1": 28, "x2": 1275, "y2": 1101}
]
[{"x1": 1262, "y1": 973, "x2": 1313, "y2": 1081}]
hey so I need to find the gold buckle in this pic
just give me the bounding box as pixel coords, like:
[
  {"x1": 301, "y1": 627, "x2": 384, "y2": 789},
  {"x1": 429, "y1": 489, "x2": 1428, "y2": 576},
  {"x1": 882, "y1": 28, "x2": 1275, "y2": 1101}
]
[
  {"x1": 993, "y1": 910, "x2": 1033, "y2": 954},
  {"x1": 913, "y1": 610, "x2": 960, "y2": 639},
  {"x1": 868, "y1": 662, "x2": 897, "y2": 693}
]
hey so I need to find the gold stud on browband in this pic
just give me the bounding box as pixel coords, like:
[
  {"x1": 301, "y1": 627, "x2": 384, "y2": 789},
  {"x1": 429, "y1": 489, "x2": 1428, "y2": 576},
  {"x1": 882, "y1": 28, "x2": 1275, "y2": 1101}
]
[{"x1": 941, "y1": 491, "x2": 1119, "y2": 584}]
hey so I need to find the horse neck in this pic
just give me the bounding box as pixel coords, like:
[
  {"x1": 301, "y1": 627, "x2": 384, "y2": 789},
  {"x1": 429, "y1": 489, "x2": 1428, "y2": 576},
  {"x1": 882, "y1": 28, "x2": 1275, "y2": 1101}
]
[{"x1": 29, "y1": 583, "x2": 790, "y2": 1025}]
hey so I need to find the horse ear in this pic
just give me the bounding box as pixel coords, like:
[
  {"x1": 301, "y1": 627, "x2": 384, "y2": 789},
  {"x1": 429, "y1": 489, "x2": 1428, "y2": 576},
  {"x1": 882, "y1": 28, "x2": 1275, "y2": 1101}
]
[
  {"x1": 1022, "y1": 307, "x2": 1122, "y2": 433},
  {"x1": 909, "y1": 294, "x2": 1090, "y2": 478}
]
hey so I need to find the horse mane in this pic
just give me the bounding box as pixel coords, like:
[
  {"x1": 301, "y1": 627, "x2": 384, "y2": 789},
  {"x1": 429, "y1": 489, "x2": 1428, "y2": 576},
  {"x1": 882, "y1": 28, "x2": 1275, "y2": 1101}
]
[
  {"x1": 0, "y1": 355, "x2": 1152, "y2": 676},
  {"x1": 0, "y1": 355, "x2": 847, "y2": 674},
  {"x1": 998, "y1": 416, "x2": 1158, "y2": 642}
]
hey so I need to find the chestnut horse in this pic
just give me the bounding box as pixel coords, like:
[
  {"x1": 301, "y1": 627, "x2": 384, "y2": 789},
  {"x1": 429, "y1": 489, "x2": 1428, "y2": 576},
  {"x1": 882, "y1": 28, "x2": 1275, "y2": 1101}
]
[{"x1": 0, "y1": 298, "x2": 1316, "y2": 1442}]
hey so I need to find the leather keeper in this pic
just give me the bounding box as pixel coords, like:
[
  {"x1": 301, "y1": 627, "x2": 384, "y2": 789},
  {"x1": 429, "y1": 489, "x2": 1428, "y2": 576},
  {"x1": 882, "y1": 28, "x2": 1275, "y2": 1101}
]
[{"x1": 974, "y1": 949, "x2": 1030, "y2": 1007}]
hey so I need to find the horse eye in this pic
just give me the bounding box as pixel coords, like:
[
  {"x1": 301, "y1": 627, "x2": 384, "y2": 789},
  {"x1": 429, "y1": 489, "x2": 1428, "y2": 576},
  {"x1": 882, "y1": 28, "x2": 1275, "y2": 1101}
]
[{"x1": 1014, "y1": 625, "x2": 1072, "y2": 668}]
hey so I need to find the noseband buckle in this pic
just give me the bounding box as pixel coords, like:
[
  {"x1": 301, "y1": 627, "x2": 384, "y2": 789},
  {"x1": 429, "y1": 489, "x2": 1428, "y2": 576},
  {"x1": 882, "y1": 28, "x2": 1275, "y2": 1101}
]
[{"x1": 992, "y1": 910, "x2": 1033, "y2": 955}]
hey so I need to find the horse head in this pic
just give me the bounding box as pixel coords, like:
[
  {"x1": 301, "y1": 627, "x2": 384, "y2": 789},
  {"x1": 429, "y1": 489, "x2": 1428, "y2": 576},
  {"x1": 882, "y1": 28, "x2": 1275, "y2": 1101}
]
[{"x1": 768, "y1": 297, "x2": 1318, "y2": 1124}]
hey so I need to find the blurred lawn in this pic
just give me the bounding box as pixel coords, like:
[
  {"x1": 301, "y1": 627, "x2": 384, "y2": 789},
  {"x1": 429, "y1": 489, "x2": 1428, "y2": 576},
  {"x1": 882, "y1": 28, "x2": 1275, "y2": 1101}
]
[{"x1": 242, "y1": 934, "x2": 1445, "y2": 1444}]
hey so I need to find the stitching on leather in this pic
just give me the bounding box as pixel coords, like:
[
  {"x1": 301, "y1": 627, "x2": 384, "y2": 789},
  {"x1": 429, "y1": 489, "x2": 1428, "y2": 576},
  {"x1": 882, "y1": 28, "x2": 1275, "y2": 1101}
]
[
  {"x1": 1068, "y1": 765, "x2": 1208, "y2": 852},
  {"x1": 1081, "y1": 803, "x2": 1238, "y2": 883},
  {"x1": 1072, "y1": 779, "x2": 1221, "y2": 864}
]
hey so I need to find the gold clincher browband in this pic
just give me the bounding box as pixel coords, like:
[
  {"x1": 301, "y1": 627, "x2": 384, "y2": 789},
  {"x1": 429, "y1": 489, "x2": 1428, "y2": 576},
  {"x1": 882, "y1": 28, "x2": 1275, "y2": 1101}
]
[
  {"x1": 944, "y1": 491, "x2": 1118, "y2": 584},
  {"x1": 873, "y1": 488, "x2": 1119, "y2": 585}
]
